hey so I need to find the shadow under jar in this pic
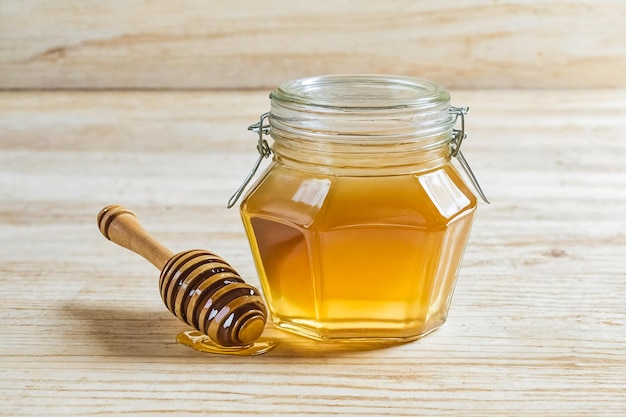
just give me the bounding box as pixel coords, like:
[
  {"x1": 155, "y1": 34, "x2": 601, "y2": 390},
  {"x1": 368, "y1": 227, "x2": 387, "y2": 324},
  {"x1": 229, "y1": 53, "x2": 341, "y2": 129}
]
[{"x1": 239, "y1": 75, "x2": 479, "y2": 343}]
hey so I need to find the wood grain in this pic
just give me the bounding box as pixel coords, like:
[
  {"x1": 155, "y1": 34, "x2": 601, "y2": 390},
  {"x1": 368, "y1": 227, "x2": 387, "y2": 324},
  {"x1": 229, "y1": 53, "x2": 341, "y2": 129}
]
[
  {"x1": 1, "y1": 1, "x2": 625, "y2": 90},
  {"x1": 1, "y1": 89, "x2": 625, "y2": 415}
]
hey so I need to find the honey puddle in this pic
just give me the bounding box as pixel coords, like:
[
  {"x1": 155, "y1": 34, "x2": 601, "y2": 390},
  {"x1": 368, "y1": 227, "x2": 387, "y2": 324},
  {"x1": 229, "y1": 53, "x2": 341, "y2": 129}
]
[{"x1": 177, "y1": 331, "x2": 276, "y2": 356}]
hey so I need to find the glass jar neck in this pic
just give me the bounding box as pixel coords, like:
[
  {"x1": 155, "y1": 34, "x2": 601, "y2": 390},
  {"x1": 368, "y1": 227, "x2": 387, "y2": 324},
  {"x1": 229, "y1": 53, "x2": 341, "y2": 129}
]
[{"x1": 268, "y1": 75, "x2": 456, "y2": 175}]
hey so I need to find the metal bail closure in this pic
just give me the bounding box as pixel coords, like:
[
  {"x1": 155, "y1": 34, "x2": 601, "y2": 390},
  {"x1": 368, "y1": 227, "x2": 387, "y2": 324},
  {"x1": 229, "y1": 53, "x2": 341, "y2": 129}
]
[
  {"x1": 449, "y1": 106, "x2": 490, "y2": 204},
  {"x1": 227, "y1": 112, "x2": 272, "y2": 209}
]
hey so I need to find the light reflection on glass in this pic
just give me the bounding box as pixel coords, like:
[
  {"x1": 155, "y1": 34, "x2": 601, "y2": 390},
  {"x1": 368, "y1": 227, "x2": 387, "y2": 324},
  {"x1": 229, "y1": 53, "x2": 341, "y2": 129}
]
[
  {"x1": 419, "y1": 170, "x2": 470, "y2": 218},
  {"x1": 291, "y1": 178, "x2": 331, "y2": 208}
]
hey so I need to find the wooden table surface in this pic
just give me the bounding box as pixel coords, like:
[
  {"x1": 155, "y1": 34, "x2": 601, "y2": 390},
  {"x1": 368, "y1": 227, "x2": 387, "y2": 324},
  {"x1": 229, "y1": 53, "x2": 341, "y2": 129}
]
[{"x1": 1, "y1": 89, "x2": 625, "y2": 416}]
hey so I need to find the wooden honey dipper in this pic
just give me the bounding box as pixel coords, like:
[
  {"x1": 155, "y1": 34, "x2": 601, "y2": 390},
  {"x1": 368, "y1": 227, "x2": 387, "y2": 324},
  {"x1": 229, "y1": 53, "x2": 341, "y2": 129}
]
[{"x1": 97, "y1": 205, "x2": 267, "y2": 347}]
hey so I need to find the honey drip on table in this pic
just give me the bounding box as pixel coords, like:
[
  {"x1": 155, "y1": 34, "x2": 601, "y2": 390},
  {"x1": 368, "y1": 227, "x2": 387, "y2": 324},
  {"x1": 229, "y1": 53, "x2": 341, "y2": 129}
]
[{"x1": 177, "y1": 331, "x2": 276, "y2": 356}]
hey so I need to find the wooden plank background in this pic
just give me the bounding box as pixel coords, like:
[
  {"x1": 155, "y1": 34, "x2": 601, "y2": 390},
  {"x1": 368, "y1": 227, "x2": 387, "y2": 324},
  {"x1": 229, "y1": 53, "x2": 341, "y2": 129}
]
[
  {"x1": 1, "y1": 0, "x2": 625, "y2": 90},
  {"x1": 2, "y1": 1, "x2": 626, "y2": 414}
]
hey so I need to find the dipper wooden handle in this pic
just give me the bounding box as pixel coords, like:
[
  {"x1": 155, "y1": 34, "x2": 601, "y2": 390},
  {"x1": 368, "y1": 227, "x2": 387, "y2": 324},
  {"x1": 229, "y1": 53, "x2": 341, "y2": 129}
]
[{"x1": 97, "y1": 205, "x2": 267, "y2": 347}]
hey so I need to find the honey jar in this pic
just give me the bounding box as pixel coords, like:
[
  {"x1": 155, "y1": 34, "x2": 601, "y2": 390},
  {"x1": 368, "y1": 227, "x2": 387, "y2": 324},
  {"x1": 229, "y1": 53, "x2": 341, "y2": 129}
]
[{"x1": 229, "y1": 75, "x2": 487, "y2": 343}]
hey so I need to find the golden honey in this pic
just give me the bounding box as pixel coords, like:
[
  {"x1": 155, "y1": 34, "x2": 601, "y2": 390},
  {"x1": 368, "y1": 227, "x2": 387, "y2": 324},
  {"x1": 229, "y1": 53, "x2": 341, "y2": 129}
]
[{"x1": 238, "y1": 75, "x2": 481, "y2": 342}]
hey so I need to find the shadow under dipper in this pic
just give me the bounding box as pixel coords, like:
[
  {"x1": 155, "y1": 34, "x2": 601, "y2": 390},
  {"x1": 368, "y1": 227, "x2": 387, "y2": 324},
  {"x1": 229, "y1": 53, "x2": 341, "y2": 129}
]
[{"x1": 65, "y1": 302, "x2": 407, "y2": 359}]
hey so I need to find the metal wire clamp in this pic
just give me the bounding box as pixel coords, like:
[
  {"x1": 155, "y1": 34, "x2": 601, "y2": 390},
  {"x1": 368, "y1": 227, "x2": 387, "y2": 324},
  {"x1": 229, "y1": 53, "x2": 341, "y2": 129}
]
[
  {"x1": 227, "y1": 112, "x2": 271, "y2": 209},
  {"x1": 449, "y1": 106, "x2": 490, "y2": 204}
]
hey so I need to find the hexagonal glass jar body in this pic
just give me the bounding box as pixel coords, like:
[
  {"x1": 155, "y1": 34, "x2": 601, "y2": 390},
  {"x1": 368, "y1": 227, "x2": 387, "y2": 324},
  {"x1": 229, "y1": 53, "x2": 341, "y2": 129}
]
[{"x1": 240, "y1": 75, "x2": 477, "y2": 342}]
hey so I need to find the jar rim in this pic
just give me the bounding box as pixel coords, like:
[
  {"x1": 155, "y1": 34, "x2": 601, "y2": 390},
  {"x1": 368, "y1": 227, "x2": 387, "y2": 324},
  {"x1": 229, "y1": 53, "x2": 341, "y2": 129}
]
[{"x1": 270, "y1": 74, "x2": 450, "y2": 110}]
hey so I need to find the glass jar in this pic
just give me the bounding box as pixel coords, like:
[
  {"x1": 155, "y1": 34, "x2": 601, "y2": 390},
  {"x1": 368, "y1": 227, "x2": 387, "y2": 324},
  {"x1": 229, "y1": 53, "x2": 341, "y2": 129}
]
[{"x1": 233, "y1": 75, "x2": 485, "y2": 343}]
